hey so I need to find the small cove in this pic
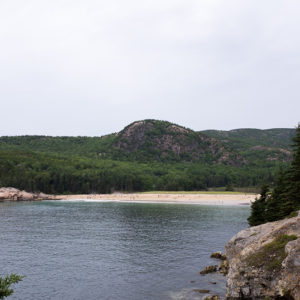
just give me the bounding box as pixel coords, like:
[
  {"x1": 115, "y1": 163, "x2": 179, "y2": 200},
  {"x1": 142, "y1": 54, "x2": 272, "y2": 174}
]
[{"x1": 0, "y1": 201, "x2": 249, "y2": 300}]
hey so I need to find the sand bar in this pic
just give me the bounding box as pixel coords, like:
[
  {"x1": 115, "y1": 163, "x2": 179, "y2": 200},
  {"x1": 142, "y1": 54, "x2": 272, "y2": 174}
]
[{"x1": 54, "y1": 193, "x2": 258, "y2": 206}]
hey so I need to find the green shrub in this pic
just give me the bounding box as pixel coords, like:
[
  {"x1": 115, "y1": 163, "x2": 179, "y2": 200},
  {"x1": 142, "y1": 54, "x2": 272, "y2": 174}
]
[{"x1": 246, "y1": 234, "x2": 298, "y2": 272}]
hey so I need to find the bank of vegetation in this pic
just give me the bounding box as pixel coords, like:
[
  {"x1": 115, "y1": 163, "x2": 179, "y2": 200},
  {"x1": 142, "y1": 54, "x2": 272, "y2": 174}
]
[{"x1": 248, "y1": 124, "x2": 300, "y2": 225}]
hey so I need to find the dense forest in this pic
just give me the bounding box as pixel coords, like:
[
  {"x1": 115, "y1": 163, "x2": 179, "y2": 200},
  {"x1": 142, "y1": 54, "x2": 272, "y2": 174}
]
[
  {"x1": 0, "y1": 120, "x2": 296, "y2": 194},
  {"x1": 248, "y1": 124, "x2": 300, "y2": 225}
]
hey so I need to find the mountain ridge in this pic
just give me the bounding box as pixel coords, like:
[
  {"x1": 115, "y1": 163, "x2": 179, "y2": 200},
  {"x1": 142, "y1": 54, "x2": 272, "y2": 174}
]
[{"x1": 0, "y1": 119, "x2": 295, "y2": 165}]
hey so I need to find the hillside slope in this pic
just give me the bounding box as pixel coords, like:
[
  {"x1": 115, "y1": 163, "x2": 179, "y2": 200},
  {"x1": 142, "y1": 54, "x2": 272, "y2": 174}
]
[
  {"x1": 202, "y1": 128, "x2": 296, "y2": 164},
  {"x1": 111, "y1": 120, "x2": 243, "y2": 165},
  {"x1": 0, "y1": 121, "x2": 294, "y2": 165}
]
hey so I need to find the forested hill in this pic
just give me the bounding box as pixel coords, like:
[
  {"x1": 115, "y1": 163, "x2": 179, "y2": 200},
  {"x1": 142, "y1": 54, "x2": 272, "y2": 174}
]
[
  {"x1": 0, "y1": 120, "x2": 295, "y2": 164},
  {"x1": 110, "y1": 120, "x2": 243, "y2": 165},
  {"x1": 201, "y1": 128, "x2": 295, "y2": 163},
  {"x1": 1, "y1": 119, "x2": 241, "y2": 165},
  {"x1": 201, "y1": 128, "x2": 295, "y2": 149},
  {"x1": 0, "y1": 120, "x2": 296, "y2": 194}
]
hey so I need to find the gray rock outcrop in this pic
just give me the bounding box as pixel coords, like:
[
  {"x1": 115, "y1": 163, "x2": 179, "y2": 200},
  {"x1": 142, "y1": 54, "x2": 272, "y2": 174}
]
[{"x1": 226, "y1": 211, "x2": 300, "y2": 299}]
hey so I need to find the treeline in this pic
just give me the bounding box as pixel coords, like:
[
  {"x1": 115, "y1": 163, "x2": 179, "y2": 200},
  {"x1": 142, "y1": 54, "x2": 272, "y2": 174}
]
[
  {"x1": 0, "y1": 149, "x2": 281, "y2": 194},
  {"x1": 248, "y1": 124, "x2": 300, "y2": 225},
  {"x1": 0, "y1": 123, "x2": 293, "y2": 194}
]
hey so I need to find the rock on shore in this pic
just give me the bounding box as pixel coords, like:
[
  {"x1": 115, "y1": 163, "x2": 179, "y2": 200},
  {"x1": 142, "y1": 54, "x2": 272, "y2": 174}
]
[
  {"x1": 226, "y1": 211, "x2": 300, "y2": 300},
  {"x1": 0, "y1": 187, "x2": 52, "y2": 201}
]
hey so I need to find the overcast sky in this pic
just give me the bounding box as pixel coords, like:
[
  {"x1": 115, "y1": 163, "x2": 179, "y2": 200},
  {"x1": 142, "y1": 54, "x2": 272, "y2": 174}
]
[{"x1": 0, "y1": 0, "x2": 299, "y2": 136}]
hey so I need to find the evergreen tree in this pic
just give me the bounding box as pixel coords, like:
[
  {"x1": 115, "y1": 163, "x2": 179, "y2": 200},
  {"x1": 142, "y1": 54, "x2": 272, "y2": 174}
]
[
  {"x1": 265, "y1": 168, "x2": 288, "y2": 222},
  {"x1": 247, "y1": 185, "x2": 269, "y2": 226},
  {"x1": 281, "y1": 123, "x2": 300, "y2": 216},
  {"x1": 250, "y1": 123, "x2": 300, "y2": 225}
]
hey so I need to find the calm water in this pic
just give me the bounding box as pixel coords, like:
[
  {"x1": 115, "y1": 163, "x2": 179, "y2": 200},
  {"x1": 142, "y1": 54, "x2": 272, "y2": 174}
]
[{"x1": 0, "y1": 201, "x2": 249, "y2": 300}]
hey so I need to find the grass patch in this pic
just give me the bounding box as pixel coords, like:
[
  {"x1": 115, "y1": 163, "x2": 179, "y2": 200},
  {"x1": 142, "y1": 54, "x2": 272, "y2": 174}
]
[
  {"x1": 209, "y1": 186, "x2": 260, "y2": 194},
  {"x1": 287, "y1": 211, "x2": 298, "y2": 219},
  {"x1": 246, "y1": 234, "x2": 298, "y2": 272},
  {"x1": 139, "y1": 191, "x2": 247, "y2": 195}
]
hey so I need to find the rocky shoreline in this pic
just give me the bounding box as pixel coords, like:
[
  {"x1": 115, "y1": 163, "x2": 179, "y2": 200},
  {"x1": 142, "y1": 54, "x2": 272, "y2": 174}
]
[
  {"x1": 226, "y1": 210, "x2": 300, "y2": 300},
  {"x1": 198, "y1": 212, "x2": 300, "y2": 300},
  {"x1": 0, "y1": 187, "x2": 55, "y2": 202}
]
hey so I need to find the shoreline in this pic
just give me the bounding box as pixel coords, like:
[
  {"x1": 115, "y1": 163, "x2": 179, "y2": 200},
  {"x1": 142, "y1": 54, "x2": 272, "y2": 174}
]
[{"x1": 53, "y1": 193, "x2": 257, "y2": 206}]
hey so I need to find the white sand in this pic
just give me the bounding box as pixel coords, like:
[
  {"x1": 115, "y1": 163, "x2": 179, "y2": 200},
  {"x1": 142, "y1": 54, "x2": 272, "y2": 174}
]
[{"x1": 54, "y1": 193, "x2": 257, "y2": 206}]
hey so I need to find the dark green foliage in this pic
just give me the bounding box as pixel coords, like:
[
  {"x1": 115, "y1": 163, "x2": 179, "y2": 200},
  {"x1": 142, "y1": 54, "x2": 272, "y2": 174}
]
[
  {"x1": 248, "y1": 124, "x2": 300, "y2": 225},
  {"x1": 248, "y1": 185, "x2": 269, "y2": 226},
  {"x1": 0, "y1": 148, "x2": 282, "y2": 194},
  {"x1": 0, "y1": 274, "x2": 24, "y2": 299},
  {"x1": 0, "y1": 134, "x2": 117, "y2": 158},
  {"x1": 264, "y1": 169, "x2": 289, "y2": 222},
  {"x1": 202, "y1": 128, "x2": 296, "y2": 151},
  {"x1": 267, "y1": 124, "x2": 300, "y2": 220},
  {"x1": 203, "y1": 128, "x2": 295, "y2": 166},
  {"x1": 285, "y1": 124, "x2": 300, "y2": 211},
  {"x1": 225, "y1": 184, "x2": 234, "y2": 191}
]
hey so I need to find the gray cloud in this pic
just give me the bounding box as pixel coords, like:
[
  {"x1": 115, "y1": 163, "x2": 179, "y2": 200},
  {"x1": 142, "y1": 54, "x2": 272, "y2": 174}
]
[{"x1": 0, "y1": 0, "x2": 299, "y2": 136}]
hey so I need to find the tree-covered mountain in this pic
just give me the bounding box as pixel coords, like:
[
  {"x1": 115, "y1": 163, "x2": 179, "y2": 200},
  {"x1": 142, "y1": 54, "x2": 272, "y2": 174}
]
[
  {"x1": 0, "y1": 120, "x2": 296, "y2": 194},
  {"x1": 202, "y1": 128, "x2": 295, "y2": 164},
  {"x1": 0, "y1": 120, "x2": 242, "y2": 164},
  {"x1": 1, "y1": 120, "x2": 294, "y2": 164},
  {"x1": 110, "y1": 120, "x2": 244, "y2": 165},
  {"x1": 202, "y1": 128, "x2": 295, "y2": 149}
]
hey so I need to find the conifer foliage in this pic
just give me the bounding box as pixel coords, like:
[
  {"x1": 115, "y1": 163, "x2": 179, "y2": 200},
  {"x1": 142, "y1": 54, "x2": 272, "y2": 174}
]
[
  {"x1": 247, "y1": 185, "x2": 269, "y2": 226},
  {"x1": 248, "y1": 124, "x2": 300, "y2": 226},
  {"x1": 0, "y1": 274, "x2": 23, "y2": 299}
]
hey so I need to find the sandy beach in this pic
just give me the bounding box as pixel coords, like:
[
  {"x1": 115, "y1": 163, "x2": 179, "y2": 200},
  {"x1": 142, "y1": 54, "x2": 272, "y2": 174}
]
[{"x1": 54, "y1": 192, "x2": 258, "y2": 206}]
